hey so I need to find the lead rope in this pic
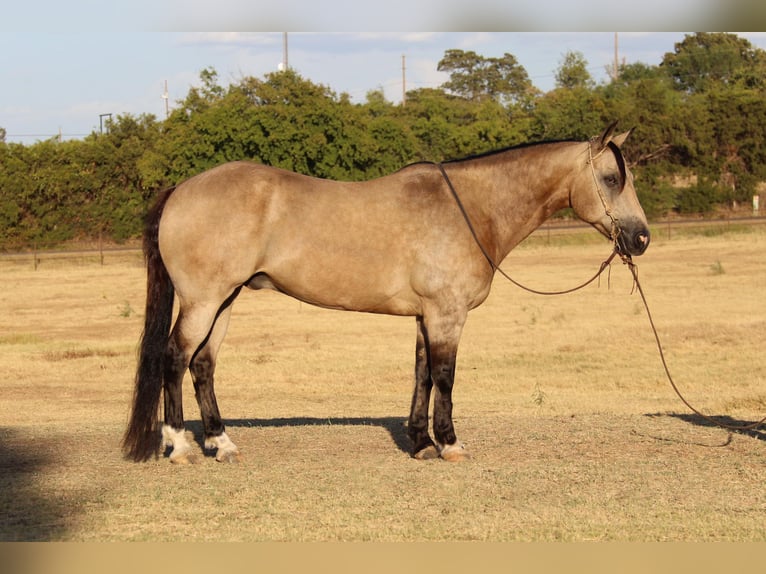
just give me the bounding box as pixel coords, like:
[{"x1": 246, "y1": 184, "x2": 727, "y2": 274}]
[
  {"x1": 435, "y1": 161, "x2": 766, "y2": 433},
  {"x1": 624, "y1": 257, "x2": 766, "y2": 432}
]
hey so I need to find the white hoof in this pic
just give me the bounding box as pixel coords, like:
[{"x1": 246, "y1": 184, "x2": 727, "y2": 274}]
[
  {"x1": 162, "y1": 425, "x2": 198, "y2": 464},
  {"x1": 205, "y1": 432, "x2": 241, "y2": 463},
  {"x1": 439, "y1": 442, "x2": 471, "y2": 462}
]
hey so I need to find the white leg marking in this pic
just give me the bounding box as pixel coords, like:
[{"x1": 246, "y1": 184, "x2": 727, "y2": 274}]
[
  {"x1": 205, "y1": 431, "x2": 240, "y2": 463},
  {"x1": 162, "y1": 424, "x2": 196, "y2": 464}
]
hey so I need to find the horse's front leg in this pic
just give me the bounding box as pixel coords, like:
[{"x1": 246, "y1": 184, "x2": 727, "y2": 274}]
[
  {"x1": 408, "y1": 316, "x2": 439, "y2": 459},
  {"x1": 411, "y1": 308, "x2": 470, "y2": 462},
  {"x1": 430, "y1": 339, "x2": 470, "y2": 462}
]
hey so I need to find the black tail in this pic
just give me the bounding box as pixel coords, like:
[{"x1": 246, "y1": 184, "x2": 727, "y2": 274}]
[{"x1": 122, "y1": 187, "x2": 177, "y2": 462}]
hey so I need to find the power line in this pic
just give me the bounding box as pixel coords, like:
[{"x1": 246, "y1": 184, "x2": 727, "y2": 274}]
[{"x1": 5, "y1": 133, "x2": 90, "y2": 138}]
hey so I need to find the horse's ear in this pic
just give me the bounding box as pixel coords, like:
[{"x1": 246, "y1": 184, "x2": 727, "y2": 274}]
[
  {"x1": 597, "y1": 121, "x2": 620, "y2": 150},
  {"x1": 610, "y1": 127, "x2": 634, "y2": 149}
]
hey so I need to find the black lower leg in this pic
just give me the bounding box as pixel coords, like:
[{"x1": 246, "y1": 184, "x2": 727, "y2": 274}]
[
  {"x1": 190, "y1": 351, "x2": 225, "y2": 439},
  {"x1": 433, "y1": 390, "x2": 457, "y2": 446},
  {"x1": 163, "y1": 336, "x2": 187, "y2": 431},
  {"x1": 431, "y1": 346, "x2": 458, "y2": 448},
  {"x1": 408, "y1": 381, "x2": 435, "y2": 454},
  {"x1": 408, "y1": 317, "x2": 436, "y2": 456}
]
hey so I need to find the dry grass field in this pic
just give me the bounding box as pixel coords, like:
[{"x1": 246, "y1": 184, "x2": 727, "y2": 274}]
[{"x1": 1, "y1": 224, "x2": 766, "y2": 541}]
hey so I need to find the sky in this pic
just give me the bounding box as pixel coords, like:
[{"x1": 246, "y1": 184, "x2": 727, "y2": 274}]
[{"x1": 2, "y1": 1, "x2": 766, "y2": 144}]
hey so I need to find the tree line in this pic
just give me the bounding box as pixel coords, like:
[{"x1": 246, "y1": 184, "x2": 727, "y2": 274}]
[{"x1": 1, "y1": 32, "x2": 765, "y2": 250}]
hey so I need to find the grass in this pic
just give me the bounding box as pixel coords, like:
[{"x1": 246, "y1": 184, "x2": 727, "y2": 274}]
[
  {"x1": 710, "y1": 260, "x2": 726, "y2": 275},
  {"x1": 1, "y1": 226, "x2": 766, "y2": 541}
]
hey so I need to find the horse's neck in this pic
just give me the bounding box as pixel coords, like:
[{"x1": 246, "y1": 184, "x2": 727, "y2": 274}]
[{"x1": 448, "y1": 142, "x2": 578, "y2": 263}]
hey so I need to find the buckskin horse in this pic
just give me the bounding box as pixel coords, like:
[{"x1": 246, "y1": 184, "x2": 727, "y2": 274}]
[{"x1": 123, "y1": 122, "x2": 650, "y2": 464}]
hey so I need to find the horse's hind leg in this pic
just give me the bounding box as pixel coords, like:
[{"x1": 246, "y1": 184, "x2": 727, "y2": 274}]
[
  {"x1": 162, "y1": 323, "x2": 197, "y2": 464},
  {"x1": 190, "y1": 303, "x2": 240, "y2": 463},
  {"x1": 161, "y1": 300, "x2": 224, "y2": 464}
]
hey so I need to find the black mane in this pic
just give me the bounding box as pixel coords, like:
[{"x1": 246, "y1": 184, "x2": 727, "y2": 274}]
[
  {"x1": 401, "y1": 138, "x2": 579, "y2": 172},
  {"x1": 443, "y1": 139, "x2": 578, "y2": 165},
  {"x1": 398, "y1": 136, "x2": 627, "y2": 186}
]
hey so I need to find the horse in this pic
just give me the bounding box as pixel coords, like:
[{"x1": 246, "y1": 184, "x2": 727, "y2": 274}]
[{"x1": 122, "y1": 121, "x2": 650, "y2": 464}]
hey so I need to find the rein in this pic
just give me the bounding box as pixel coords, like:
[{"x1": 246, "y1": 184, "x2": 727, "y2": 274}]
[
  {"x1": 434, "y1": 161, "x2": 766, "y2": 434},
  {"x1": 434, "y1": 162, "x2": 618, "y2": 296}
]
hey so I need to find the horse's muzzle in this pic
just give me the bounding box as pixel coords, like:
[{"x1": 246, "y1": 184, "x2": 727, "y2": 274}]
[{"x1": 616, "y1": 225, "x2": 651, "y2": 256}]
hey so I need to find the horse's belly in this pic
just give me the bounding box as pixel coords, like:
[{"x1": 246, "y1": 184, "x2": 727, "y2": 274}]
[{"x1": 246, "y1": 266, "x2": 419, "y2": 316}]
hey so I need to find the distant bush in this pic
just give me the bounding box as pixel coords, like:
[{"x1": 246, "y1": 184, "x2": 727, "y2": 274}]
[{"x1": 674, "y1": 179, "x2": 721, "y2": 215}]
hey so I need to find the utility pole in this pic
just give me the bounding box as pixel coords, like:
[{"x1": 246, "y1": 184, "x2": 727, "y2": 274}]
[
  {"x1": 99, "y1": 113, "x2": 112, "y2": 135},
  {"x1": 162, "y1": 80, "x2": 169, "y2": 118},
  {"x1": 282, "y1": 32, "x2": 289, "y2": 71},
  {"x1": 401, "y1": 54, "x2": 406, "y2": 106},
  {"x1": 613, "y1": 32, "x2": 619, "y2": 81}
]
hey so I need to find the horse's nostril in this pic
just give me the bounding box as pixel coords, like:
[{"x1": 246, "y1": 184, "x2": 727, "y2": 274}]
[{"x1": 634, "y1": 231, "x2": 650, "y2": 253}]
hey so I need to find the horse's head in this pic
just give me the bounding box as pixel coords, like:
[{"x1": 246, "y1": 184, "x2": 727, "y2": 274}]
[{"x1": 569, "y1": 122, "x2": 650, "y2": 257}]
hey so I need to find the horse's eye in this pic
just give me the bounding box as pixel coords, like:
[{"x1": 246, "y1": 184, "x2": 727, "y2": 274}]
[{"x1": 604, "y1": 174, "x2": 619, "y2": 188}]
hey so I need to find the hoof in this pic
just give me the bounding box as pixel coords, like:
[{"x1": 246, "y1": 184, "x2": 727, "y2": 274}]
[
  {"x1": 413, "y1": 445, "x2": 440, "y2": 460},
  {"x1": 205, "y1": 432, "x2": 241, "y2": 463},
  {"x1": 162, "y1": 425, "x2": 197, "y2": 464},
  {"x1": 215, "y1": 449, "x2": 242, "y2": 463},
  {"x1": 440, "y1": 443, "x2": 471, "y2": 462},
  {"x1": 169, "y1": 451, "x2": 199, "y2": 465}
]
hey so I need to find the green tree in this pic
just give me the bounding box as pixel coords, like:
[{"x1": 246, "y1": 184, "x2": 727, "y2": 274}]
[
  {"x1": 658, "y1": 33, "x2": 766, "y2": 206},
  {"x1": 161, "y1": 69, "x2": 415, "y2": 183},
  {"x1": 601, "y1": 63, "x2": 683, "y2": 165},
  {"x1": 87, "y1": 113, "x2": 166, "y2": 240},
  {"x1": 703, "y1": 87, "x2": 766, "y2": 204},
  {"x1": 600, "y1": 63, "x2": 697, "y2": 217},
  {"x1": 675, "y1": 177, "x2": 721, "y2": 214},
  {"x1": 437, "y1": 49, "x2": 539, "y2": 107},
  {"x1": 615, "y1": 61, "x2": 663, "y2": 84},
  {"x1": 12, "y1": 139, "x2": 82, "y2": 246},
  {"x1": 0, "y1": 142, "x2": 30, "y2": 247},
  {"x1": 530, "y1": 87, "x2": 608, "y2": 141},
  {"x1": 662, "y1": 32, "x2": 766, "y2": 93},
  {"x1": 358, "y1": 91, "x2": 419, "y2": 175},
  {"x1": 555, "y1": 51, "x2": 594, "y2": 89}
]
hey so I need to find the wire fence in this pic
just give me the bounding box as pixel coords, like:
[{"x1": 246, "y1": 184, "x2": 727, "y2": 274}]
[{"x1": 0, "y1": 244, "x2": 143, "y2": 270}]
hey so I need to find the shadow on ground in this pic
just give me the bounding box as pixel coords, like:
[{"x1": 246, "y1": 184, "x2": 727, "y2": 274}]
[
  {"x1": 645, "y1": 412, "x2": 766, "y2": 442},
  {"x1": 0, "y1": 427, "x2": 70, "y2": 541},
  {"x1": 186, "y1": 416, "x2": 412, "y2": 456}
]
